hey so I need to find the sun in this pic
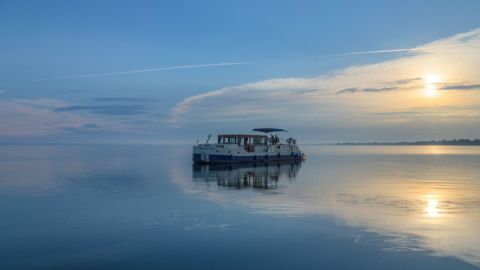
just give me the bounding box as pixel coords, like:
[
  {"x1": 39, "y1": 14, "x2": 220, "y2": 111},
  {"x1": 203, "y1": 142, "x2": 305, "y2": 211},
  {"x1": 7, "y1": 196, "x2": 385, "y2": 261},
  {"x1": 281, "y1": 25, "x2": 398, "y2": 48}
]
[
  {"x1": 424, "y1": 74, "x2": 441, "y2": 85},
  {"x1": 423, "y1": 74, "x2": 442, "y2": 97},
  {"x1": 426, "y1": 198, "x2": 440, "y2": 217}
]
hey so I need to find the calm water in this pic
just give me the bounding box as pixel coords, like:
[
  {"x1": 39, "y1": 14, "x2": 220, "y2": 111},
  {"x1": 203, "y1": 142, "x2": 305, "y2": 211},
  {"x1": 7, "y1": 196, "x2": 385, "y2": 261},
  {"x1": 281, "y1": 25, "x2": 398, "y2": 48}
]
[{"x1": 1, "y1": 144, "x2": 479, "y2": 269}]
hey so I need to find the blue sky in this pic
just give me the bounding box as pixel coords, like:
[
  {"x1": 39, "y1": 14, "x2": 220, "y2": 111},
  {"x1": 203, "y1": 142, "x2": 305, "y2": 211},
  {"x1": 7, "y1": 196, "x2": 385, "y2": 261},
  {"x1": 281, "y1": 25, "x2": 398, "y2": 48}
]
[{"x1": 1, "y1": 0, "x2": 480, "y2": 143}]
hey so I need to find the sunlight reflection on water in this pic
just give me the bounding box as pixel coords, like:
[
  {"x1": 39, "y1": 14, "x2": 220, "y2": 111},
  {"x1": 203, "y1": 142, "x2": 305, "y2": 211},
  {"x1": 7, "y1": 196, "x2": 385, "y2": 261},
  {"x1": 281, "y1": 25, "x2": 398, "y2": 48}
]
[{"x1": 173, "y1": 145, "x2": 480, "y2": 267}]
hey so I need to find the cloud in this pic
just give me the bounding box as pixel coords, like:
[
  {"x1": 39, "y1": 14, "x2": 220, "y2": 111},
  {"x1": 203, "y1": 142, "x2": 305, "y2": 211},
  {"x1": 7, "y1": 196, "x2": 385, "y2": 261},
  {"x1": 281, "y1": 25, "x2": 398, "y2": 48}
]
[
  {"x1": 0, "y1": 99, "x2": 97, "y2": 136},
  {"x1": 335, "y1": 78, "x2": 425, "y2": 94},
  {"x1": 0, "y1": 98, "x2": 142, "y2": 137},
  {"x1": 440, "y1": 84, "x2": 480, "y2": 90},
  {"x1": 62, "y1": 124, "x2": 101, "y2": 132},
  {"x1": 41, "y1": 62, "x2": 252, "y2": 80},
  {"x1": 82, "y1": 123, "x2": 99, "y2": 129},
  {"x1": 169, "y1": 28, "x2": 480, "y2": 134},
  {"x1": 93, "y1": 97, "x2": 153, "y2": 103},
  {"x1": 55, "y1": 105, "x2": 149, "y2": 115},
  {"x1": 336, "y1": 87, "x2": 397, "y2": 94},
  {"x1": 61, "y1": 123, "x2": 101, "y2": 133}
]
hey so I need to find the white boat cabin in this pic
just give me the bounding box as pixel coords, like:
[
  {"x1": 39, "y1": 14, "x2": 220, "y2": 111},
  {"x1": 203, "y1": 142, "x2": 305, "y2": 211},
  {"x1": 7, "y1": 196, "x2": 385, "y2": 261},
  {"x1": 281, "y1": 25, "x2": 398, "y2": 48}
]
[{"x1": 193, "y1": 128, "x2": 304, "y2": 163}]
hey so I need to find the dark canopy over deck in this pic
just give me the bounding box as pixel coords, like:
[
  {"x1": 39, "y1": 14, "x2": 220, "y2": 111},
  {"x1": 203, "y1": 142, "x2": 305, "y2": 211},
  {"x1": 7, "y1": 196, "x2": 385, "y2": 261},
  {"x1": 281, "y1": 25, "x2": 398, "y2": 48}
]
[{"x1": 252, "y1": 128, "x2": 287, "y2": 133}]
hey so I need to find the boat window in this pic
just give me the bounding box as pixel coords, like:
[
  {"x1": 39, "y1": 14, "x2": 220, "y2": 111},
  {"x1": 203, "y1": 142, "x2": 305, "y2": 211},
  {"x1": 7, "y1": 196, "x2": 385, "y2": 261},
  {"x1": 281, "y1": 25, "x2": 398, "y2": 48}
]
[
  {"x1": 229, "y1": 137, "x2": 237, "y2": 144},
  {"x1": 248, "y1": 137, "x2": 254, "y2": 144},
  {"x1": 255, "y1": 137, "x2": 267, "y2": 145}
]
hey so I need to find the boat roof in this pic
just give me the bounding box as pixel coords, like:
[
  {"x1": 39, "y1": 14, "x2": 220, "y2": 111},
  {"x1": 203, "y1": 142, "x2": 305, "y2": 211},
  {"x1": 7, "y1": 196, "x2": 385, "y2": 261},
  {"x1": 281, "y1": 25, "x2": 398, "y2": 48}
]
[
  {"x1": 252, "y1": 128, "x2": 287, "y2": 133},
  {"x1": 219, "y1": 134, "x2": 267, "y2": 137}
]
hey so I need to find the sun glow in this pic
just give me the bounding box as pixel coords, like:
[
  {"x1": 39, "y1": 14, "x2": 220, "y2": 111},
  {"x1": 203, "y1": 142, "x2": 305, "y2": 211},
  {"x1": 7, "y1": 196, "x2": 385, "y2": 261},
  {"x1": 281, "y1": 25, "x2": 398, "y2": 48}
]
[
  {"x1": 423, "y1": 74, "x2": 442, "y2": 97},
  {"x1": 426, "y1": 198, "x2": 440, "y2": 218}
]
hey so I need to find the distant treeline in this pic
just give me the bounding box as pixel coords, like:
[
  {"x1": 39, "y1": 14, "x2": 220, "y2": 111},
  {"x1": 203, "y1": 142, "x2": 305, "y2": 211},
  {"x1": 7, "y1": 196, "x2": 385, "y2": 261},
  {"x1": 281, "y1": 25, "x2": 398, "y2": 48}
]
[{"x1": 338, "y1": 139, "x2": 480, "y2": 146}]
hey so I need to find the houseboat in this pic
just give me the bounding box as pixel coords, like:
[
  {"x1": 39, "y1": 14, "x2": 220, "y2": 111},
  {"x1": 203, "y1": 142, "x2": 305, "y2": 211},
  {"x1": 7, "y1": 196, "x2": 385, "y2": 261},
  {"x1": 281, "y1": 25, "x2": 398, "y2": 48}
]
[{"x1": 192, "y1": 128, "x2": 305, "y2": 163}]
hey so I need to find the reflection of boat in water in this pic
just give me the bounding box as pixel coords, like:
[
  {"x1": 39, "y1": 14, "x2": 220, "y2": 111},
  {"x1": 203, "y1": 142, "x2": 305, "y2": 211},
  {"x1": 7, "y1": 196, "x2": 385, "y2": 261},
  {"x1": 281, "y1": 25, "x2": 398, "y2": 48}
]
[
  {"x1": 192, "y1": 161, "x2": 302, "y2": 190},
  {"x1": 193, "y1": 128, "x2": 305, "y2": 163}
]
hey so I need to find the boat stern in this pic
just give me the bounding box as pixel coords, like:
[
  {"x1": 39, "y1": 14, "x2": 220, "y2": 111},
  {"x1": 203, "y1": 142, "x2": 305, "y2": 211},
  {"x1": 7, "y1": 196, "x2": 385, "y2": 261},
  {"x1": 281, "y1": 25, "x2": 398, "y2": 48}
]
[{"x1": 192, "y1": 144, "x2": 216, "y2": 163}]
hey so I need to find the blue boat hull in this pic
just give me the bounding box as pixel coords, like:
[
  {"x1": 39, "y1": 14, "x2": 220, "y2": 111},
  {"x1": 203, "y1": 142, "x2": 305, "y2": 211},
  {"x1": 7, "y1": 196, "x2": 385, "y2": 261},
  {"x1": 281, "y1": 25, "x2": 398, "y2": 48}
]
[{"x1": 193, "y1": 153, "x2": 304, "y2": 163}]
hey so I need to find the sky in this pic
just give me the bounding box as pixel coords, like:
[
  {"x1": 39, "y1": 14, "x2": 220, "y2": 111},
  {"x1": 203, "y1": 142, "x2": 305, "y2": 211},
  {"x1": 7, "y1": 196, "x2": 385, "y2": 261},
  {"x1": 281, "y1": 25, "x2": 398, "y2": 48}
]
[{"x1": 1, "y1": 0, "x2": 480, "y2": 143}]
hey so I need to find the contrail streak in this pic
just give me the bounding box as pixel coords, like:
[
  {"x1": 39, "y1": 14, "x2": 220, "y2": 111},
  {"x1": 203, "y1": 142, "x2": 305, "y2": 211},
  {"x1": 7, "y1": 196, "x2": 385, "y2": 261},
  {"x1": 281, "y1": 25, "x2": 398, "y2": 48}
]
[
  {"x1": 40, "y1": 45, "x2": 454, "y2": 80},
  {"x1": 41, "y1": 62, "x2": 252, "y2": 80},
  {"x1": 316, "y1": 45, "x2": 450, "y2": 58}
]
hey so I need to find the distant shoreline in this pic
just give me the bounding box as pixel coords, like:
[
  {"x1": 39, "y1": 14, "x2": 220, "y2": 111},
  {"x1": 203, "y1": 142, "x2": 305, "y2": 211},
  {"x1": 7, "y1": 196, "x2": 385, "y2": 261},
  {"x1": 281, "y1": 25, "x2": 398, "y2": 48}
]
[{"x1": 337, "y1": 139, "x2": 480, "y2": 146}]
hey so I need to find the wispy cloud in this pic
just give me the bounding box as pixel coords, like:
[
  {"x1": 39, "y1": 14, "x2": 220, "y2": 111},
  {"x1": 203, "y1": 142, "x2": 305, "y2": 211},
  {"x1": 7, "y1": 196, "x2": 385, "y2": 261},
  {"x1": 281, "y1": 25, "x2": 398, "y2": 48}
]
[
  {"x1": 336, "y1": 77, "x2": 425, "y2": 94},
  {"x1": 61, "y1": 123, "x2": 101, "y2": 133},
  {"x1": 336, "y1": 86, "x2": 397, "y2": 94},
  {"x1": 0, "y1": 98, "x2": 146, "y2": 137},
  {"x1": 41, "y1": 62, "x2": 252, "y2": 80},
  {"x1": 93, "y1": 97, "x2": 154, "y2": 103},
  {"x1": 55, "y1": 105, "x2": 149, "y2": 115},
  {"x1": 440, "y1": 84, "x2": 480, "y2": 90},
  {"x1": 0, "y1": 99, "x2": 96, "y2": 136},
  {"x1": 169, "y1": 28, "x2": 480, "y2": 136}
]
